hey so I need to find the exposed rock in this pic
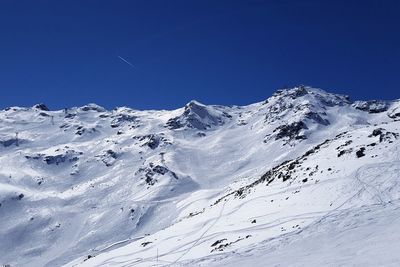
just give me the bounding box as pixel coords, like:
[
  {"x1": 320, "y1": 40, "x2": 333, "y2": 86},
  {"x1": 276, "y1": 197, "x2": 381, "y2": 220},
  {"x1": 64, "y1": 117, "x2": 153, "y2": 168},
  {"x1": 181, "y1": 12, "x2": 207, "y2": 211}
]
[
  {"x1": 0, "y1": 138, "x2": 19, "y2": 147},
  {"x1": 79, "y1": 104, "x2": 106, "y2": 112},
  {"x1": 133, "y1": 134, "x2": 171, "y2": 149},
  {"x1": 352, "y1": 100, "x2": 389, "y2": 113},
  {"x1": 165, "y1": 117, "x2": 184, "y2": 130},
  {"x1": 141, "y1": 241, "x2": 152, "y2": 247},
  {"x1": 166, "y1": 100, "x2": 230, "y2": 130},
  {"x1": 76, "y1": 126, "x2": 96, "y2": 136},
  {"x1": 33, "y1": 103, "x2": 50, "y2": 111},
  {"x1": 304, "y1": 111, "x2": 330, "y2": 125},
  {"x1": 274, "y1": 121, "x2": 308, "y2": 142},
  {"x1": 136, "y1": 163, "x2": 178, "y2": 186},
  {"x1": 65, "y1": 113, "x2": 76, "y2": 119},
  {"x1": 197, "y1": 132, "x2": 206, "y2": 137},
  {"x1": 263, "y1": 87, "x2": 341, "y2": 140},
  {"x1": 370, "y1": 128, "x2": 384, "y2": 137},
  {"x1": 387, "y1": 102, "x2": 400, "y2": 119},
  {"x1": 211, "y1": 238, "x2": 227, "y2": 247},
  {"x1": 25, "y1": 150, "x2": 82, "y2": 165},
  {"x1": 369, "y1": 128, "x2": 399, "y2": 143},
  {"x1": 356, "y1": 147, "x2": 366, "y2": 158},
  {"x1": 336, "y1": 140, "x2": 353, "y2": 150},
  {"x1": 338, "y1": 148, "x2": 353, "y2": 157},
  {"x1": 111, "y1": 114, "x2": 138, "y2": 128},
  {"x1": 96, "y1": 149, "x2": 119, "y2": 167}
]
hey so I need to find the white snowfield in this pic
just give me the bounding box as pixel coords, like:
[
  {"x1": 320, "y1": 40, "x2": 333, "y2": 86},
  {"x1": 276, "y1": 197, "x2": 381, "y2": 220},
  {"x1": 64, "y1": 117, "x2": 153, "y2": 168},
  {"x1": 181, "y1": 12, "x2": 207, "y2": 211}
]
[{"x1": 0, "y1": 86, "x2": 399, "y2": 267}]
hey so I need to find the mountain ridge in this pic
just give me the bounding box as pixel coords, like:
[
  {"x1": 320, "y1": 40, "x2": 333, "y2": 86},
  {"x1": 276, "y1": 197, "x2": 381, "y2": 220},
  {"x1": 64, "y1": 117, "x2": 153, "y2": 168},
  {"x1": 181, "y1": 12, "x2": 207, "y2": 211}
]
[{"x1": 0, "y1": 86, "x2": 399, "y2": 267}]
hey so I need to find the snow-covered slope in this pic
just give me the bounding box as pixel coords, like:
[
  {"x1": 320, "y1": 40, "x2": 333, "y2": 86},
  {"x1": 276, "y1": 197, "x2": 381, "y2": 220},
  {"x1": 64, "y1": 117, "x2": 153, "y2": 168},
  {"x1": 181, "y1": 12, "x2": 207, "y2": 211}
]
[{"x1": 0, "y1": 86, "x2": 399, "y2": 267}]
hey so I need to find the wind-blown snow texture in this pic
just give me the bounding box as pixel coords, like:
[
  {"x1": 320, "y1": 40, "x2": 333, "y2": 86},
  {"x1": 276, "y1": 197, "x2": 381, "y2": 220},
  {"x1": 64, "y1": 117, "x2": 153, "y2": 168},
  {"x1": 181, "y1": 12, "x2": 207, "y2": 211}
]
[{"x1": 1, "y1": 86, "x2": 399, "y2": 267}]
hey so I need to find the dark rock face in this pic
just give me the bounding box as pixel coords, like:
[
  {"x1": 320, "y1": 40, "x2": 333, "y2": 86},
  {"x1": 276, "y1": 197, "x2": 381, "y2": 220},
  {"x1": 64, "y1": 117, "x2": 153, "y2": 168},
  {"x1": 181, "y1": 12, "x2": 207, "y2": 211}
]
[
  {"x1": 146, "y1": 135, "x2": 160, "y2": 149},
  {"x1": 141, "y1": 134, "x2": 161, "y2": 149},
  {"x1": 65, "y1": 113, "x2": 76, "y2": 119},
  {"x1": 369, "y1": 128, "x2": 399, "y2": 143},
  {"x1": 352, "y1": 100, "x2": 389, "y2": 113},
  {"x1": 97, "y1": 150, "x2": 119, "y2": 167},
  {"x1": 277, "y1": 86, "x2": 309, "y2": 99},
  {"x1": 371, "y1": 128, "x2": 384, "y2": 137},
  {"x1": 105, "y1": 150, "x2": 117, "y2": 159},
  {"x1": 39, "y1": 112, "x2": 50, "y2": 117},
  {"x1": 33, "y1": 103, "x2": 50, "y2": 111},
  {"x1": 337, "y1": 148, "x2": 353, "y2": 157},
  {"x1": 388, "y1": 111, "x2": 400, "y2": 119},
  {"x1": 75, "y1": 126, "x2": 96, "y2": 136},
  {"x1": 0, "y1": 138, "x2": 19, "y2": 147},
  {"x1": 304, "y1": 112, "x2": 330, "y2": 126},
  {"x1": 356, "y1": 147, "x2": 366, "y2": 158},
  {"x1": 197, "y1": 132, "x2": 206, "y2": 137},
  {"x1": 136, "y1": 163, "x2": 178, "y2": 186},
  {"x1": 111, "y1": 114, "x2": 138, "y2": 128},
  {"x1": 25, "y1": 150, "x2": 82, "y2": 165},
  {"x1": 80, "y1": 104, "x2": 106, "y2": 112},
  {"x1": 133, "y1": 134, "x2": 171, "y2": 149},
  {"x1": 211, "y1": 239, "x2": 227, "y2": 247},
  {"x1": 44, "y1": 154, "x2": 79, "y2": 165},
  {"x1": 388, "y1": 103, "x2": 400, "y2": 119},
  {"x1": 274, "y1": 121, "x2": 308, "y2": 141},
  {"x1": 166, "y1": 117, "x2": 184, "y2": 130},
  {"x1": 152, "y1": 165, "x2": 170, "y2": 175}
]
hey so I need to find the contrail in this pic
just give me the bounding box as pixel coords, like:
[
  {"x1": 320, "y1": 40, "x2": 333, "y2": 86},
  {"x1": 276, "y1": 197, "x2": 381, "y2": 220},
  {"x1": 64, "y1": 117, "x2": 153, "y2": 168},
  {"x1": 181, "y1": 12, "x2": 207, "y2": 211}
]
[{"x1": 118, "y1": 56, "x2": 136, "y2": 69}]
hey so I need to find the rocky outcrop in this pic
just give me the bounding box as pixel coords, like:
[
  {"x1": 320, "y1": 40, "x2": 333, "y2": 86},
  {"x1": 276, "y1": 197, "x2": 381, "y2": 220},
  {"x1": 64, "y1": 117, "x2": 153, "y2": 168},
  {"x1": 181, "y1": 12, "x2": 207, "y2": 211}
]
[
  {"x1": 133, "y1": 134, "x2": 171, "y2": 149},
  {"x1": 387, "y1": 101, "x2": 400, "y2": 119},
  {"x1": 111, "y1": 114, "x2": 138, "y2": 128},
  {"x1": 0, "y1": 138, "x2": 19, "y2": 147},
  {"x1": 79, "y1": 104, "x2": 106, "y2": 112},
  {"x1": 96, "y1": 149, "x2": 119, "y2": 167},
  {"x1": 273, "y1": 121, "x2": 308, "y2": 142},
  {"x1": 352, "y1": 100, "x2": 389, "y2": 113},
  {"x1": 33, "y1": 103, "x2": 50, "y2": 111},
  {"x1": 136, "y1": 163, "x2": 178, "y2": 186},
  {"x1": 25, "y1": 149, "x2": 82, "y2": 165}
]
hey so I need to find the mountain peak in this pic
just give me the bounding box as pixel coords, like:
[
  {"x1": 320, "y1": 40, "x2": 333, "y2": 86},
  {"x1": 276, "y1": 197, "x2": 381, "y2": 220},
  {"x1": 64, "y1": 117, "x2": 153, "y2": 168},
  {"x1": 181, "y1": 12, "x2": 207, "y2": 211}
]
[
  {"x1": 79, "y1": 103, "x2": 106, "y2": 112},
  {"x1": 166, "y1": 100, "x2": 230, "y2": 130},
  {"x1": 271, "y1": 86, "x2": 350, "y2": 106},
  {"x1": 186, "y1": 100, "x2": 205, "y2": 108},
  {"x1": 33, "y1": 103, "x2": 50, "y2": 111}
]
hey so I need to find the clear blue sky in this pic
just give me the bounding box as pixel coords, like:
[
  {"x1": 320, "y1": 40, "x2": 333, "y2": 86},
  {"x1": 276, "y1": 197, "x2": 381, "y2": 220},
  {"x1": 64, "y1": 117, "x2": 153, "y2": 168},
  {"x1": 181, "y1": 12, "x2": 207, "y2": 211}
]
[{"x1": 0, "y1": 0, "x2": 399, "y2": 110}]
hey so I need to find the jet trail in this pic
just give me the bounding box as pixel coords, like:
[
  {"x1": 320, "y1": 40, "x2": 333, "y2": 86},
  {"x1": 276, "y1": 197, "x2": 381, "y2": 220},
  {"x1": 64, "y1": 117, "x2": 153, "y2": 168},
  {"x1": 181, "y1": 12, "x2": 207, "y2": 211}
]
[{"x1": 118, "y1": 56, "x2": 136, "y2": 69}]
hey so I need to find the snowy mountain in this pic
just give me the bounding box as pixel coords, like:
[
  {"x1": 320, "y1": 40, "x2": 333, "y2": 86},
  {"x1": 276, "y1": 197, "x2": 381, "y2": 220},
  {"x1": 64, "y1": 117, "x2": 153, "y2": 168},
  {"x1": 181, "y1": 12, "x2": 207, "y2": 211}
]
[{"x1": 0, "y1": 86, "x2": 399, "y2": 267}]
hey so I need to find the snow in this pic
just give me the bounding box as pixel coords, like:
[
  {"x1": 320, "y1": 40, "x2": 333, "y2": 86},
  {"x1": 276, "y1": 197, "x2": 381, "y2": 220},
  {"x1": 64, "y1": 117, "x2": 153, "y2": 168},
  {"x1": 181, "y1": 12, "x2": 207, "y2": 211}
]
[{"x1": 0, "y1": 86, "x2": 399, "y2": 267}]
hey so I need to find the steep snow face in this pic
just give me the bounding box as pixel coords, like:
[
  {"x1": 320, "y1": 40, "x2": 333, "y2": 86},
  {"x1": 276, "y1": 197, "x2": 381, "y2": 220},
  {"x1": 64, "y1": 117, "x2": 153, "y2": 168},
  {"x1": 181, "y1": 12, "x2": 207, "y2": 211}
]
[
  {"x1": 68, "y1": 119, "x2": 400, "y2": 267},
  {"x1": 0, "y1": 86, "x2": 398, "y2": 267}
]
